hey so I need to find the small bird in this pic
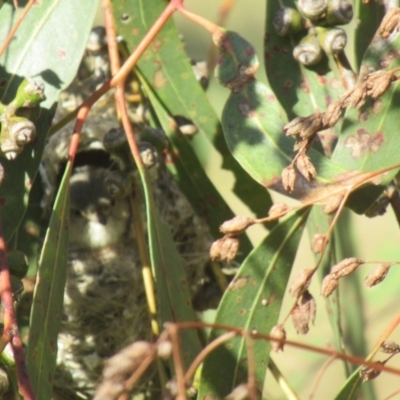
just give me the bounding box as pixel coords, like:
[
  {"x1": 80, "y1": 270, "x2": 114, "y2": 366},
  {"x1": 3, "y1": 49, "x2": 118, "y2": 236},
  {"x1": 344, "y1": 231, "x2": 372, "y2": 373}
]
[{"x1": 68, "y1": 165, "x2": 131, "y2": 250}]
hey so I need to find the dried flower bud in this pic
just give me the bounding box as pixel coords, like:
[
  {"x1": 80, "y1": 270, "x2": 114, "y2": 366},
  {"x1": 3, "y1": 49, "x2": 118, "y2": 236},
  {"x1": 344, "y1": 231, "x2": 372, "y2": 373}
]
[
  {"x1": 322, "y1": 193, "x2": 343, "y2": 214},
  {"x1": 226, "y1": 384, "x2": 250, "y2": 400},
  {"x1": 284, "y1": 116, "x2": 306, "y2": 137},
  {"x1": 379, "y1": 8, "x2": 400, "y2": 39},
  {"x1": 219, "y1": 216, "x2": 255, "y2": 236},
  {"x1": 360, "y1": 362, "x2": 383, "y2": 382},
  {"x1": 331, "y1": 257, "x2": 362, "y2": 279},
  {"x1": 323, "y1": 101, "x2": 343, "y2": 127},
  {"x1": 348, "y1": 84, "x2": 367, "y2": 109},
  {"x1": 270, "y1": 324, "x2": 286, "y2": 352},
  {"x1": 296, "y1": 154, "x2": 316, "y2": 180},
  {"x1": 311, "y1": 233, "x2": 327, "y2": 254},
  {"x1": 380, "y1": 341, "x2": 400, "y2": 354},
  {"x1": 301, "y1": 113, "x2": 324, "y2": 138},
  {"x1": 321, "y1": 274, "x2": 338, "y2": 297},
  {"x1": 210, "y1": 236, "x2": 239, "y2": 264},
  {"x1": 282, "y1": 166, "x2": 296, "y2": 192},
  {"x1": 268, "y1": 203, "x2": 289, "y2": 219},
  {"x1": 289, "y1": 269, "x2": 314, "y2": 298},
  {"x1": 300, "y1": 290, "x2": 316, "y2": 325},
  {"x1": 364, "y1": 263, "x2": 391, "y2": 287},
  {"x1": 366, "y1": 70, "x2": 395, "y2": 99},
  {"x1": 291, "y1": 304, "x2": 309, "y2": 334}
]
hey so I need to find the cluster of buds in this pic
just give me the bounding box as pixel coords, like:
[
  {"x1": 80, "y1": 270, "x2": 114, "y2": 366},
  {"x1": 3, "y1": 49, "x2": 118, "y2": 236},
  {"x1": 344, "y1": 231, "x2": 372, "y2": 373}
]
[
  {"x1": 210, "y1": 216, "x2": 255, "y2": 264},
  {"x1": 281, "y1": 69, "x2": 397, "y2": 192},
  {"x1": 321, "y1": 257, "x2": 363, "y2": 297},
  {"x1": 0, "y1": 78, "x2": 45, "y2": 160}
]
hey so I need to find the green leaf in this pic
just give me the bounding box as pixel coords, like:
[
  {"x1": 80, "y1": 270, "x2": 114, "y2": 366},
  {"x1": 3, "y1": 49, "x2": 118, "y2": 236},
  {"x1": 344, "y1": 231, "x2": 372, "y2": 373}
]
[
  {"x1": 139, "y1": 167, "x2": 201, "y2": 368},
  {"x1": 332, "y1": 32, "x2": 400, "y2": 213},
  {"x1": 0, "y1": 0, "x2": 99, "y2": 241},
  {"x1": 111, "y1": 0, "x2": 272, "y2": 220},
  {"x1": 198, "y1": 209, "x2": 309, "y2": 398},
  {"x1": 334, "y1": 368, "x2": 363, "y2": 400},
  {"x1": 27, "y1": 162, "x2": 71, "y2": 399}
]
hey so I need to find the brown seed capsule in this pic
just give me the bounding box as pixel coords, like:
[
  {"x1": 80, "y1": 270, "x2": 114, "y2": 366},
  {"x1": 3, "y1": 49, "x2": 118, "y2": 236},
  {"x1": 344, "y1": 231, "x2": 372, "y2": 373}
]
[
  {"x1": 323, "y1": 101, "x2": 343, "y2": 127},
  {"x1": 331, "y1": 257, "x2": 362, "y2": 279},
  {"x1": 210, "y1": 236, "x2": 240, "y2": 264},
  {"x1": 270, "y1": 324, "x2": 287, "y2": 352},
  {"x1": 321, "y1": 274, "x2": 338, "y2": 297},
  {"x1": 311, "y1": 233, "x2": 327, "y2": 254},
  {"x1": 219, "y1": 216, "x2": 255, "y2": 236},
  {"x1": 379, "y1": 8, "x2": 400, "y2": 39},
  {"x1": 291, "y1": 304, "x2": 309, "y2": 335},
  {"x1": 289, "y1": 269, "x2": 314, "y2": 298},
  {"x1": 296, "y1": 154, "x2": 316, "y2": 180},
  {"x1": 360, "y1": 362, "x2": 383, "y2": 382},
  {"x1": 268, "y1": 203, "x2": 289, "y2": 219},
  {"x1": 366, "y1": 70, "x2": 395, "y2": 99},
  {"x1": 364, "y1": 263, "x2": 391, "y2": 287},
  {"x1": 380, "y1": 341, "x2": 400, "y2": 354},
  {"x1": 348, "y1": 84, "x2": 367, "y2": 109},
  {"x1": 300, "y1": 290, "x2": 316, "y2": 325},
  {"x1": 282, "y1": 166, "x2": 296, "y2": 192},
  {"x1": 284, "y1": 116, "x2": 306, "y2": 137}
]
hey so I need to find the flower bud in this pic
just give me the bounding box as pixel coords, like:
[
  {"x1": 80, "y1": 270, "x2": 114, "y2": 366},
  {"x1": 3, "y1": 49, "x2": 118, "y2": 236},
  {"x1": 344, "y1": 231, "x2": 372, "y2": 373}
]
[
  {"x1": 210, "y1": 236, "x2": 239, "y2": 264},
  {"x1": 291, "y1": 304, "x2": 309, "y2": 334},
  {"x1": 219, "y1": 216, "x2": 255, "y2": 236},
  {"x1": 273, "y1": 7, "x2": 306, "y2": 37},
  {"x1": 282, "y1": 166, "x2": 296, "y2": 192},
  {"x1": 321, "y1": 274, "x2": 338, "y2": 297},
  {"x1": 311, "y1": 233, "x2": 327, "y2": 254},
  {"x1": 364, "y1": 263, "x2": 391, "y2": 287},
  {"x1": 104, "y1": 170, "x2": 132, "y2": 199},
  {"x1": 380, "y1": 341, "x2": 400, "y2": 354},
  {"x1": 289, "y1": 269, "x2": 314, "y2": 298},
  {"x1": 379, "y1": 8, "x2": 400, "y2": 39},
  {"x1": 270, "y1": 324, "x2": 286, "y2": 352},
  {"x1": 298, "y1": 0, "x2": 328, "y2": 21},
  {"x1": 331, "y1": 257, "x2": 362, "y2": 279},
  {"x1": 268, "y1": 203, "x2": 289, "y2": 219},
  {"x1": 12, "y1": 78, "x2": 45, "y2": 109},
  {"x1": 293, "y1": 32, "x2": 323, "y2": 66},
  {"x1": 296, "y1": 154, "x2": 316, "y2": 180}
]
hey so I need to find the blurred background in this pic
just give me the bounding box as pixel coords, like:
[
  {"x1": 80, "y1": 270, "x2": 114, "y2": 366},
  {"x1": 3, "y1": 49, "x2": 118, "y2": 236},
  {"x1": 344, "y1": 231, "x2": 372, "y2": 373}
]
[{"x1": 174, "y1": 1, "x2": 400, "y2": 399}]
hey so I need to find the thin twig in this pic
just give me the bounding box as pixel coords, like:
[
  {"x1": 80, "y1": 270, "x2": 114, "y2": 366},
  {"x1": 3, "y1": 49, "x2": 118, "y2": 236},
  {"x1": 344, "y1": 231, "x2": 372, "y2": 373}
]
[
  {"x1": 309, "y1": 354, "x2": 337, "y2": 400},
  {"x1": 0, "y1": 217, "x2": 35, "y2": 399},
  {"x1": 0, "y1": 0, "x2": 35, "y2": 59},
  {"x1": 268, "y1": 358, "x2": 299, "y2": 400}
]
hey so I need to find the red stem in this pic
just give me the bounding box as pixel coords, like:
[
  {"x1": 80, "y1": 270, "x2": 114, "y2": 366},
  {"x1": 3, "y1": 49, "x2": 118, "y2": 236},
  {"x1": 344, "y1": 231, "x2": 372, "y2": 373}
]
[{"x1": 0, "y1": 218, "x2": 35, "y2": 399}]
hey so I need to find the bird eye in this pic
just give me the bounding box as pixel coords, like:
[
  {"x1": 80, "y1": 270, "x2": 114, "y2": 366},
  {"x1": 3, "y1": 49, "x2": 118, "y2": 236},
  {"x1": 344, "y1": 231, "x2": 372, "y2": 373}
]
[{"x1": 71, "y1": 209, "x2": 82, "y2": 218}]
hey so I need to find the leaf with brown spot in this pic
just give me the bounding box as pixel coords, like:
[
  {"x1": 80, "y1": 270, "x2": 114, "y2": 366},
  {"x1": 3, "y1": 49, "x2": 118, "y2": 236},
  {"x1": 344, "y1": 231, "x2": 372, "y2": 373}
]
[{"x1": 198, "y1": 209, "x2": 309, "y2": 398}]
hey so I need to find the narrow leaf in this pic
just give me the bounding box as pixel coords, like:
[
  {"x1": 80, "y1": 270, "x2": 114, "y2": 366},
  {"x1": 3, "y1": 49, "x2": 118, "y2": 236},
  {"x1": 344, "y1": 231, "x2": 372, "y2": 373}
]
[
  {"x1": 27, "y1": 162, "x2": 71, "y2": 399},
  {"x1": 0, "y1": 0, "x2": 99, "y2": 241},
  {"x1": 198, "y1": 209, "x2": 309, "y2": 398}
]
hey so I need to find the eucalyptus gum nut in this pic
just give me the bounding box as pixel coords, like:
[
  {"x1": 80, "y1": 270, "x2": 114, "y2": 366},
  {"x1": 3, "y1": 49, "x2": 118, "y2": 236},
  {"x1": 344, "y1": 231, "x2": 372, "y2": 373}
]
[
  {"x1": 293, "y1": 33, "x2": 323, "y2": 66},
  {"x1": 298, "y1": 0, "x2": 328, "y2": 21},
  {"x1": 86, "y1": 26, "x2": 107, "y2": 53},
  {"x1": 273, "y1": 7, "x2": 306, "y2": 37},
  {"x1": 12, "y1": 78, "x2": 45, "y2": 109},
  {"x1": 316, "y1": 27, "x2": 347, "y2": 55},
  {"x1": 7, "y1": 250, "x2": 29, "y2": 279},
  {"x1": 325, "y1": 0, "x2": 353, "y2": 26},
  {"x1": 102, "y1": 127, "x2": 132, "y2": 169}
]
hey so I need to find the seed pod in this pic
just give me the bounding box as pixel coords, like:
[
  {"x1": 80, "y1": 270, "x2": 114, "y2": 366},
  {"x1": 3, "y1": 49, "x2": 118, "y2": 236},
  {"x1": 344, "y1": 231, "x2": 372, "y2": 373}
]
[
  {"x1": 284, "y1": 116, "x2": 306, "y2": 137},
  {"x1": 157, "y1": 340, "x2": 172, "y2": 359},
  {"x1": 268, "y1": 203, "x2": 289, "y2": 219},
  {"x1": 380, "y1": 341, "x2": 400, "y2": 354},
  {"x1": 323, "y1": 101, "x2": 343, "y2": 127},
  {"x1": 325, "y1": 0, "x2": 353, "y2": 26},
  {"x1": 300, "y1": 290, "x2": 316, "y2": 325},
  {"x1": 270, "y1": 325, "x2": 287, "y2": 352},
  {"x1": 321, "y1": 274, "x2": 338, "y2": 297},
  {"x1": 316, "y1": 27, "x2": 347, "y2": 55},
  {"x1": 379, "y1": 7, "x2": 400, "y2": 39},
  {"x1": 273, "y1": 7, "x2": 306, "y2": 37},
  {"x1": 366, "y1": 70, "x2": 395, "y2": 99},
  {"x1": 289, "y1": 269, "x2": 314, "y2": 298},
  {"x1": 219, "y1": 216, "x2": 255, "y2": 236},
  {"x1": 296, "y1": 154, "x2": 316, "y2": 180},
  {"x1": 298, "y1": 0, "x2": 328, "y2": 21},
  {"x1": 360, "y1": 362, "x2": 383, "y2": 382},
  {"x1": 291, "y1": 304, "x2": 309, "y2": 334},
  {"x1": 331, "y1": 257, "x2": 362, "y2": 279},
  {"x1": 104, "y1": 170, "x2": 132, "y2": 199},
  {"x1": 293, "y1": 32, "x2": 323, "y2": 66},
  {"x1": 282, "y1": 166, "x2": 296, "y2": 192},
  {"x1": 139, "y1": 142, "x2": 158, "y2": 169},
  {"x1": 210, "y1": 236, "x2": 239, "y2": 264},
  {"x1": 311, "y1": 233, "x2": 327, "y2": 254},
  {"x1": 364, "y1": 263, "x2": 391, "y2": 287}
]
